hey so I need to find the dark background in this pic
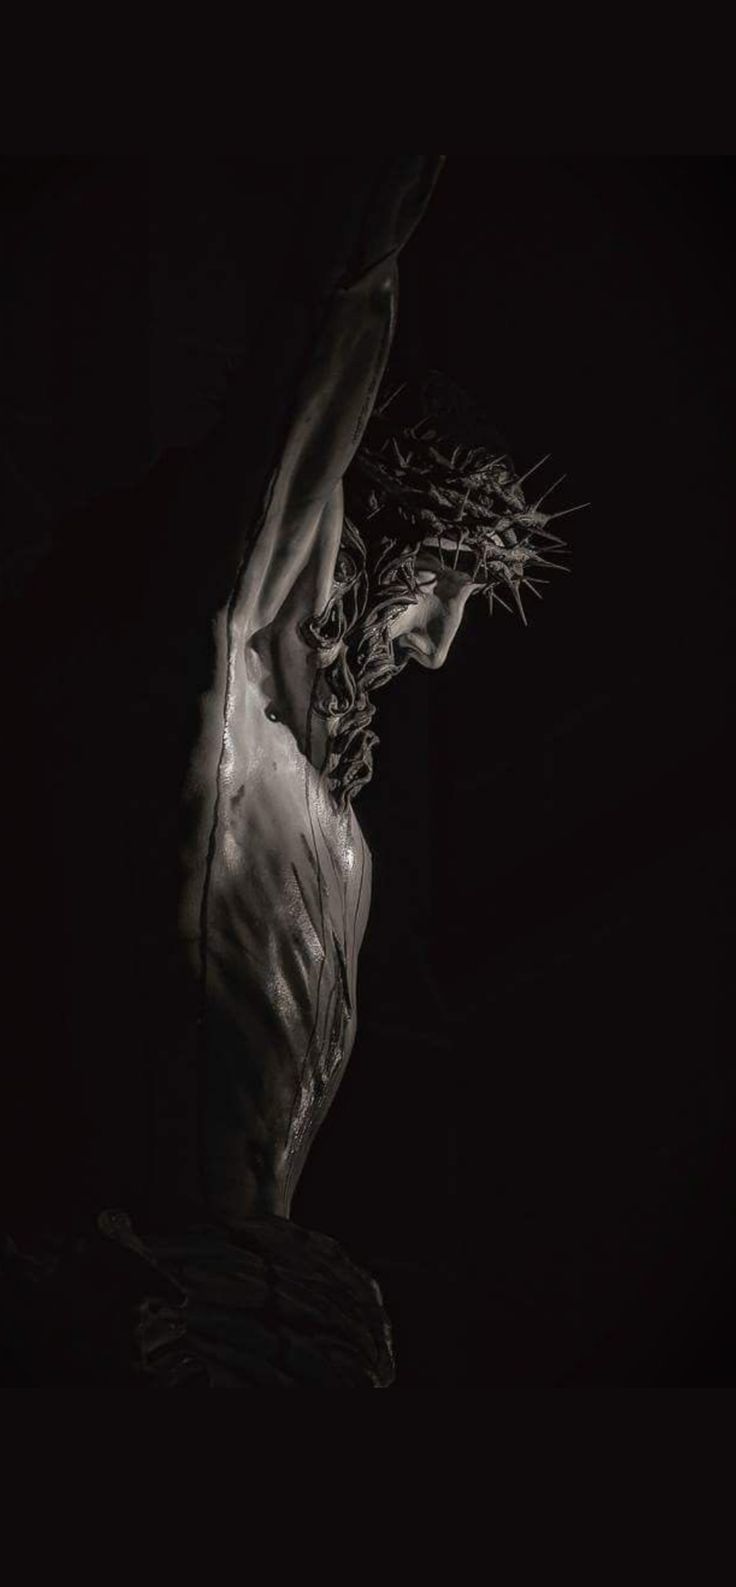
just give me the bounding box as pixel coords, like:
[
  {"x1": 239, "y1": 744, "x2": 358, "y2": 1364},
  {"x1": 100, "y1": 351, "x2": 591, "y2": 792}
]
[{"x1": 2, "y1": 158, "x2": 734, "y2": 1385}]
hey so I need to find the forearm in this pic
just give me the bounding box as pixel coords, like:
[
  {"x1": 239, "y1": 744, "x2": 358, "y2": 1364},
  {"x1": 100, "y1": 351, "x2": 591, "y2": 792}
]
[
  {"x1": 239, "y1": 269, "x2": 395, "y2": 635},
  {"x1": 276, "y1": 154, "x2": 444, "y2": 508},
  {"x1": 279, "y1": 259, "x2": 397, "y2": 511},
  {"x1": 232, "y1": 159, "x2": 443, "y2": 631}
]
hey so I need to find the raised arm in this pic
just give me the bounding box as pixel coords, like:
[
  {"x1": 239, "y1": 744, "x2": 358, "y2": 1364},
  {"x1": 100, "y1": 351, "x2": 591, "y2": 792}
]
[{"x1": 237, "y1": 157, "x2": 444, "y2": 636}]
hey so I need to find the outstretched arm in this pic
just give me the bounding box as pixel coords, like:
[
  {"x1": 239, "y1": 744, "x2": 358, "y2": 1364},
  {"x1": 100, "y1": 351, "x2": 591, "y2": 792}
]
[{"x1": 238, "y1": 157, "x2": 444, "y2": 637}]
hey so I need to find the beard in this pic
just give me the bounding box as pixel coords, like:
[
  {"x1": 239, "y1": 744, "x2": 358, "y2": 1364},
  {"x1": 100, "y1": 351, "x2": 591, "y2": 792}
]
[
  {"x1": 322, "y1": 614, "x2": 412, "y2": 809},
  {"x1": 301, "y1": 517, "x2": 420, "y2": 808}
]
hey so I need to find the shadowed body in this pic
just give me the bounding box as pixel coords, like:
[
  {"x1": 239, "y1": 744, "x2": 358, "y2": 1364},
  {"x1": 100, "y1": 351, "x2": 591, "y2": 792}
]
[{"x1": 199, "y1": 589, "x2": 373, "y2": 1222}]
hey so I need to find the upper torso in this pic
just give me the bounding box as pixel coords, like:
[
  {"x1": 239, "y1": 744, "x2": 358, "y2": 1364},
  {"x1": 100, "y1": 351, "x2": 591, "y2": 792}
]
[{"x1": 197, "y1": 608, "x2": 372, "y2": 1225}]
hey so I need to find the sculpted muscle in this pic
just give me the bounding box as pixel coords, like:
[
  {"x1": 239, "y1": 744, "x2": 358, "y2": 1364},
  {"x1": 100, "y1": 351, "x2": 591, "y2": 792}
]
[{"x1": 186, "y1": 176, "x2": 435, "y2": 1224}]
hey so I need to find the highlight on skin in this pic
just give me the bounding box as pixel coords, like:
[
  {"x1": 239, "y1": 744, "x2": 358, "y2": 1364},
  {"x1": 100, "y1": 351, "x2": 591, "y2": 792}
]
[{"x1": 300, "y1": 372, "x2": 587, "y2": 809}]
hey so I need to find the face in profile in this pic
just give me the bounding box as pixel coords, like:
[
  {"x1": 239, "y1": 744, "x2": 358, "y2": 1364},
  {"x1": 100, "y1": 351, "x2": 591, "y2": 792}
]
[{"x1": 387, "y1": 545, "x2": 484, "y2": 671}]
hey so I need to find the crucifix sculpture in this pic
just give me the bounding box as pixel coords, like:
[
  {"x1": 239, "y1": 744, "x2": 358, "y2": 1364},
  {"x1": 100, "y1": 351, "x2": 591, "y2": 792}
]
[{"x1": 0, "y1": 156, "x2": 577, "y2": 1386}]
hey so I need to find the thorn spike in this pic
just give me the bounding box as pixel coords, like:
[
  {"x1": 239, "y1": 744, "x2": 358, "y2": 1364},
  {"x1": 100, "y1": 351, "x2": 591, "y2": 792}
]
[
  {"x1": 515, "y1": 453, "x2": 552, "y2": 488},
  {"x1": 532, "y1": 473, "x2": 567, "y2": 510},
  {"x1": 456, "y1": 482, "x2": 472, "y2": 522},
  {"x1": 375, "y1": 381, "x2": 407, "y2": 417},
  {"x1": 544, "y1": 502, "x2": 591, "y2": 522},
  {"x1": 529, "y1": 556, "x2": 570, "y2": 573},
  {"x1": 509, "y1": 582, "x2": 528, "y2": 625}
]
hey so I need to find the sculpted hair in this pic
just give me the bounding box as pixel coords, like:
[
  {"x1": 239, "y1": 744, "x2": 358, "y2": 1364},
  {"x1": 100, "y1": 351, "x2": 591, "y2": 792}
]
[{"x1": 301, "y1": 372, "x2": 585, "y2": 808}]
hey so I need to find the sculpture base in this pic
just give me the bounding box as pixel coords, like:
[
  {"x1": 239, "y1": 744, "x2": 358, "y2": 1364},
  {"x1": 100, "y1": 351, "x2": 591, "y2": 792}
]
[{"x1": 0, "y1": 1211, "x2": 394, "y2": 1388}]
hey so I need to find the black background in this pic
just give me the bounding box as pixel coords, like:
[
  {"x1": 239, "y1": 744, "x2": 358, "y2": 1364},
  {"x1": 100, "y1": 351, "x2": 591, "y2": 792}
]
[{"x1": 3, "y1": 158, "x2": 734, "y2": 1385}]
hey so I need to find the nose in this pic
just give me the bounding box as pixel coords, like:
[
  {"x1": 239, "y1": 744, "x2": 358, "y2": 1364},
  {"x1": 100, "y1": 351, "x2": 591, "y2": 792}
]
[
  {"x1": 422, "y1": 609, "x2": 464, "y2": 669},
  {"x1": 403, "y1": 588, "x2": 471, "y2": 670}
]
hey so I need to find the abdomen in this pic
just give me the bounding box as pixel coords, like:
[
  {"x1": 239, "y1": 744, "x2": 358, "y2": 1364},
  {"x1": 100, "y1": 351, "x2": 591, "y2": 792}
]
[{"x1": 198, "y1": 686, "x2": 371, "y2": 1225}]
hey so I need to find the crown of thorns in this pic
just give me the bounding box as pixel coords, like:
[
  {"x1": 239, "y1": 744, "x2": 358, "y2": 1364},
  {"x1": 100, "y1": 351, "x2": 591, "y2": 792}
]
[{"x1": 352, "y1": 379, "x2": 588, "y2": 624}]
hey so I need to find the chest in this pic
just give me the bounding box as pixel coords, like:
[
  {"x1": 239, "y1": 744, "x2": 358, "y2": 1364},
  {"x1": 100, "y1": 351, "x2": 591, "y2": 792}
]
[{"x1": 213, "y1": 677, "x2": 370, "y2": 1009}]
